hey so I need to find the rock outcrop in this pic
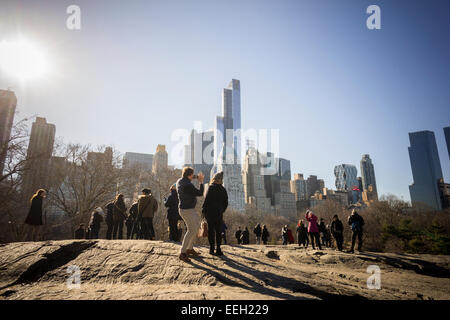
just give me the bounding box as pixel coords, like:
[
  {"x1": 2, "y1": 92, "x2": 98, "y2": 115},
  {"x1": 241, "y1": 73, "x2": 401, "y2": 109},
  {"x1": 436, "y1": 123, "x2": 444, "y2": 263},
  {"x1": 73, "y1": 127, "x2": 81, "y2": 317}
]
[{"x1": 0, "y1": 240, "x2": 449, "y2": 300}]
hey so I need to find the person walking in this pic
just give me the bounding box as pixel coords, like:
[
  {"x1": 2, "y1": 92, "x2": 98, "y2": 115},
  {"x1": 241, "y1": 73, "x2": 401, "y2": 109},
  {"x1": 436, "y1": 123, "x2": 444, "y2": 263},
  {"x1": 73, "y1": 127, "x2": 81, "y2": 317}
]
[
  {"x1": 241, "y1": 227, "x2": 250, "y2": 245},
  {"x1": 112, "y1": 194, "x2": 127, "y2": 239},
  {"x1": 305, "y1": 210, "x2": 322, "y2": 250},
  {"x1": 202, "y1": 171, "x2": 228, "y2": 256},
  {"x1": 24, "y1": 189, "x2": 46, "y2": 241},
  {"x1": 235, "y1": 227, "x2": 242, "y2": 244},
  {"x1": 253, "y1": 223, "x2": 262, "y2": 244},
  {"x1": 138, "y1": 188, "x2": 158, "y2": 240},
  {"x1": 164, "y1": 184, "x2": 181, "y2": 242},
  {"x1": 348, "y1": 209, "x2": 365, "y2": 253},
  {"x1": 330, "y1": 215, "x2": 344, "y2": 251},
  {"x1": 105, "y1": 201, "x2": 114, "y2": 240},
  {"x1": 88, "y1": 207, "x2": 103, "y2": 239},
  {"x1": 281, "y1": 225, "x2": 289, "y2": 245},
  {"x1": 296, "y1": 219, "x2": 308, "y2": 248},
  {"x1": 261, "y1": 225, "x2": 270, "y2": 245},
  {"x1": 177, "y1": 167, "x2": 205, "y2": 262}
]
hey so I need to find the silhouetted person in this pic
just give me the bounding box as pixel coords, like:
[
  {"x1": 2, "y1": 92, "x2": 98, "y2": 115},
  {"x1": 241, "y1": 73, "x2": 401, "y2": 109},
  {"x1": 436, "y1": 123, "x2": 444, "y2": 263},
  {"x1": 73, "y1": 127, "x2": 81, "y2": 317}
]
[
  {"x1": 126, "y1": 202, "x2": 139, "y2": 239},
  {"x1": 24, "y1": 189, "x2": 46, "y2": 241},
  {"x1": 203, "y1": 171, "x2": 228, "y2": 256},
  {"x1": 138, "y1": 188, "x2": 158, "y2": 240},
  {"x1": 105, "y1": 201, "x2": 114, "y2": 240},
  {"x1": 305, "y1": 210, "x2": 322, "y2": 250},
  {"x1": 112, "y1": 194, "x2": 127, "y2": 239},
  {"x1": 296, "y1": 219, "x2": 308, "y2": 248},
  {"x1": 88, "y1": 207, "x2": 103, "y2": 239},
  {"x1": 164, "y1": 184, "x2": 181, "y2": 242},
  {"x1": 281, "y1": 225, "x2": 288, "y2": 245},
  {"x1": 318, "y1": 218, "x2": 327, "y2": 246},
  {"x1": 261, "y1": 225, "x2": 269, "y2": 245},
  {"x1": 331, "y1": 215, "x2": 344, "y2": 251},
  {"x1": 235, "y1": 227, "x2": 242, "y2": 244},
  {"x1": 254, "y1": 223, "x2": 262, "y2": 244},
  {"x1": 74, "y1": 224, "x2": 86, "y2": 239},
  {"x1": 241, "y1": 227, "x2": 250, "y2": 245},
  {"x1": 348, "y1": 209, "x2": 365, "y2": 253}
]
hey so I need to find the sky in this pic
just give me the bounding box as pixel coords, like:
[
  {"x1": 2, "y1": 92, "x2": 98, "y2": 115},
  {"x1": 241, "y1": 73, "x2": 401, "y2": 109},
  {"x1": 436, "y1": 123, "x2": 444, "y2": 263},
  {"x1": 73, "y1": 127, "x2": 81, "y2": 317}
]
[{"x1": 0, "y1": 0, "x2": 449, "y2": 202}]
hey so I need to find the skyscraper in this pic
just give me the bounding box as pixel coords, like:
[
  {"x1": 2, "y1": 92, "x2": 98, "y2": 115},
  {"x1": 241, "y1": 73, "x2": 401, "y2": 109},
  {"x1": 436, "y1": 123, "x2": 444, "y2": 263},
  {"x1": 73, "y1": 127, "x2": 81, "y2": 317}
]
[
  {"x1": 184, "y1": 129, "x2": 214, "y2": 183},
  {"x1": 152, "y1": 144, "x2": 168, "y2": 175},
  {"x1": 408, "y1": 131, "x2": 443, "y2": 210},
  {"x1": 334, "y1": 164, "x2": 358, "y2": 191},
  {"x1": 22, "y1": 117, "x2": 56, "y2": 198},
  {"x1": 290, "y1": 173, "x2": 307, "y2": 201},
  {"x1": 0, "y1": 89, "x2": 17, "y2": 174},
  {"x1": 360, "y1": 154, "x2": 378, "y2": 200},
  {"x1": 444, "y1": 127, "x2": 450, "y2": 160},
  {"x1": 212, "y1": 79, "x2": 245, "y2": 211}
]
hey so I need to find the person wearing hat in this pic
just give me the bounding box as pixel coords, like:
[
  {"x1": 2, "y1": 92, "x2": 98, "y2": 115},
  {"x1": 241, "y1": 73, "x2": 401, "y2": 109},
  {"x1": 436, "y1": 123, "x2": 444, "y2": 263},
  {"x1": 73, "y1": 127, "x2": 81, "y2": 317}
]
[
  {"x1": 88, "y1": 207, "x2": 104, "y2": 239},
  {"x1": 202, "y1": 171, "x2": 228, "y2": 256},
  {"x1": 164, "y1": 184, "x2": 181, "y2": 241},
  {"x1": 138, "y1": 188, "x2": 158, "y2": 240}
]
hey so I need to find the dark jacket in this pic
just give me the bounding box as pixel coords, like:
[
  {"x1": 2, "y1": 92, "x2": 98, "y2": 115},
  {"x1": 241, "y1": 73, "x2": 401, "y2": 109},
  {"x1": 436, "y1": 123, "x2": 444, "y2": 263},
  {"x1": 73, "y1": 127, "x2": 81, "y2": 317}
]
[
  {"x1": 164, "y1": 189, "x2": 181, "y2": 220},
  {"x1": 262, "y1": 228, "x2": 269, "y2": 242},
  {"x1": 202, "y1": 183, "x2": 228, "y2": 219},
  {"x1": 89, "y1": 211, "x2": 103, "y2": 229},
  {"x1": 24, "y1": 195, "x2": 43, "y2": 226},
  {"x1": 318, "y1": 221, "x2": 326, "y2": 233},
  {"x1": 74, "y1": 227, "x2": 85, "y2": 239},
  {"x1": 348, "y1": 213, "x2": 365, "y2": 232},
  {"x1": 330, "y1": 219, "x2": 344, "y2": 234},
  {"x1": 105, "y1": 202, "x2": 114, "y2": 225},
  {"x1": 241, "y1": 229, "x2": 250, "y2": 244},
  {"x1": 235, "y1": 229, "x2": 242, "y2": 240},
  {"x1": 176, "y1": 177, "x2": 204, "y2": 209},
  {"x1": 126, "y1": 202, "x2": 138, "y2": 225},
  {"x1": 254, "y1": 225, "x2": 262, "y2": 237},
  {"x1": 296, "y1": 225, "x2": 308, "y2": 241},
  {"x1": 113, "y1": 200, "x2": 127, "y2": 221}
]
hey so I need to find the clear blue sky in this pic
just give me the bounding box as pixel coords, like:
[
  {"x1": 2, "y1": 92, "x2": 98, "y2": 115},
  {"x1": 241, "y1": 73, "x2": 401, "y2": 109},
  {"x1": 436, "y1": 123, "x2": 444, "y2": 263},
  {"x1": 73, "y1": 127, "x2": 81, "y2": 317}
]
[{"x1": 1, "y1": 0, "x2": 449, "y2": 202}]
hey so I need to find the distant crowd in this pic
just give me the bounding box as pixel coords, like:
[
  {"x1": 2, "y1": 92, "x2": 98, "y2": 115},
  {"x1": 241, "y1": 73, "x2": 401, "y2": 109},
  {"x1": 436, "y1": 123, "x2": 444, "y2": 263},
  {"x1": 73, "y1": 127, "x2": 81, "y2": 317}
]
[{"x1": 23, "y1": 167, "x2": 366, "y2": 263}]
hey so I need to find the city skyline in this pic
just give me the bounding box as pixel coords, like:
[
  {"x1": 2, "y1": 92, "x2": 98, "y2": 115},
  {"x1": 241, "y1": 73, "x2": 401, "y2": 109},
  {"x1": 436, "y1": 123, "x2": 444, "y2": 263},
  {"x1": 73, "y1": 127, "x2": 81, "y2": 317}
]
[{"x1": 1, "y1": 0, "x2": 450, "y2": 202}]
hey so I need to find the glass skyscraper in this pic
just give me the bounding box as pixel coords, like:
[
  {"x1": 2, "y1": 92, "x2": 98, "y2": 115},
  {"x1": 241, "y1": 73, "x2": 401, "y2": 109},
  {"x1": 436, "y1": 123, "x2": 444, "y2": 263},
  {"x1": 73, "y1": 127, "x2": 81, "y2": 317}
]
[
  {"x1": 334, "y1": 164, "x2": 358, "y2": 191},
  {"x1": 408, "y1": 130, "x2": 443, "y2": 210},
  {"x1": 444, "y1": 127, "x2": 450, "y2": 160}
]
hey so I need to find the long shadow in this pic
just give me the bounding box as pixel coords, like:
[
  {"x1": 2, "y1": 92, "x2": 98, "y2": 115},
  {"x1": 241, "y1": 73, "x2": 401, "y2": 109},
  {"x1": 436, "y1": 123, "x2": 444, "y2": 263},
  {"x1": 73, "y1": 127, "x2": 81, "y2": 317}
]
[
  {"x1": 358, "y1": 252, "x2": 450, "y2": 278},
  {"x1": 225, "y1": 251, "x2": 277, "y2": 268},
  {"x1": 190, "y1": 255, "x2": 368, "y2": 300}
]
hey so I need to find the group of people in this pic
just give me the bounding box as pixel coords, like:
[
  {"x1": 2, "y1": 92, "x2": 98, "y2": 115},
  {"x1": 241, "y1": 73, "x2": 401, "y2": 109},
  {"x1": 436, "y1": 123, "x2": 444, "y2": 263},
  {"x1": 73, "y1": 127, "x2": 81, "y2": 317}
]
[{"x1": 23, "y1": 167, "x2": 366, "y2": 261}]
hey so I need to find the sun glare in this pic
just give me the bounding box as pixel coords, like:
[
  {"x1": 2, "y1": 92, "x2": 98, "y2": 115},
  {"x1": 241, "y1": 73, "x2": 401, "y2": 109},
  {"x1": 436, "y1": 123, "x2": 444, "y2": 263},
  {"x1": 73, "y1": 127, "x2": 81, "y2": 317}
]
[{"x1": 0, "y1": 38, "x2": 49, "y2": 81}]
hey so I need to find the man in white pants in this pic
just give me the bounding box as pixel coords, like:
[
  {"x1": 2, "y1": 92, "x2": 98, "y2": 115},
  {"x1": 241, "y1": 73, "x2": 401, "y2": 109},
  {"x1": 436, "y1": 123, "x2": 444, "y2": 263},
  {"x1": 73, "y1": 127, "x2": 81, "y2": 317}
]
[{"x1": 176, "y1": 167, "x2": 204, "y2": 263}]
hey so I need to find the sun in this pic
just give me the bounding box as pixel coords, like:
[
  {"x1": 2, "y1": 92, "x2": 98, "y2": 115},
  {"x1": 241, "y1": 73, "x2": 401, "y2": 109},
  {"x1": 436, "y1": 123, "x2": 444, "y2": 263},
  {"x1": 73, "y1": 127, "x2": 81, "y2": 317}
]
[{"x1": 0, "y1": 38, "x2": 49, "y2": 81}]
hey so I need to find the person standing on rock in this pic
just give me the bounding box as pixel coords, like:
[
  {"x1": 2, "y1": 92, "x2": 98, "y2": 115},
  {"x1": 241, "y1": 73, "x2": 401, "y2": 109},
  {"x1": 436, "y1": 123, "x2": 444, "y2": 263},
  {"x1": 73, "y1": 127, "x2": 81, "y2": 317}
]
[
  {"x1": 24, "y1": 189, "x2": 46, "y2": 241},
  {"x1": 164, "y1": 184, "x2": 181, "y2": 242},
  {"x1": 347, "y1": 209, "x2": 365, "y2": 253},
  {"x1": 262, "y1": 225, "x2": 270, "y2": 245},
  {"x1": 296, "y1": 219, "x2": 308, "y2": 248},
  {"x1": 112, "y1": 194, "x2": 127, "y2": 239},
  {"x1": 281, "y1": 225, "x2": 289, "y2": 245},
  {"x1": 126, "y1": 201, "x2": 139, "y2": 239},
  {"x1": 138, "y1": 188, "x2": 158, "y2": 240},
  {"x1": 241, "y1": 227, "x2": 250, "y2": 245},
  {"x1": 330, "y1": 215, "x2": 344, "y2": 251},
  {"x1": 105, "y1": 200, "x2": 115, "y2": 240},
  {"x1": 305, "y1": 210, "x2": 322, "y2": 250},
  {"x1": 254, "y1": 223, "x2": 262, "y2": 245},
  {"x1": 176, "y1": 167, "x2": 204, "y2": 262},
  {"x1": 88, "y1": 207, "x2": 104, "y2": 239},
  {"x1": 235, "y1": 227, "x2": 242, "y2": 244},
  {"x1": 202, "y1": 171, "x2": 228, "y2": 256}
]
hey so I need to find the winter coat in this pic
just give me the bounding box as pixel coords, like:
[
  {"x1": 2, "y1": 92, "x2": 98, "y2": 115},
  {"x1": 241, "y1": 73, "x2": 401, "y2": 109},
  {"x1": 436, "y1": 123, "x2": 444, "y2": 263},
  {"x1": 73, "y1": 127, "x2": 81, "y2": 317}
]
[
  {"x1": 89, "y1": 211, "x2": 103, "y2": 229},
  {"x1": 113, "y1": 200, "x2": 127, "y2": 222},
  {"x1": 235, "y1": 230, "x2": 242, "y2": 240},
  {"x1": 202, "y1": 183, "x2": 228, "y2": 220},
  {"x1": 262, "y1": 228, "x2": 270, "y2": 242},
  {"x1": 254, "y1": 225, "x2": 262, "y2": 237},
  {"x1": 296, "y1": 225, "x2": 308, "y2": 242},
  {"x1": 138, "y1": 194, "x2": 158, "y2": 218},
  {"x1": 105, "y1": 202, "x2": 114, "y2": 225},
  {"x1": 331, "y1": 219, "x2": 344, "y2": 234},
  {"x1": 348, "y1": 213, "x2": 365, "y2": 232},
  {"x1": 24, "y1": 195, "x2": 43, "y2": 226},
  {"x1": 305, "y1": 213, "x2": 319, "y2": 233},
  {"x1": 164, "y1": 189, "x2": 180, "y2": 220},
  {"x1": 241, "y1": 229, "x2": 250, "y2": 244},
  {"x1": 126, "y1": 202, "x2": 138, "y2": 225},
  {"x1": 176, "y1": 177, "x2": 204, "y2": 209},
  {"x1": 318, "y1": 221, "x2": 326, "y2": 233}
]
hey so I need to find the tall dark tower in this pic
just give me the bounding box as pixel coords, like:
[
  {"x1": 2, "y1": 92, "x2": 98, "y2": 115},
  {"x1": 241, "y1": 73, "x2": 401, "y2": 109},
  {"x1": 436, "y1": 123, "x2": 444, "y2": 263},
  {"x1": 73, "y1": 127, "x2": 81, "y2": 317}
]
[
  {"x1": 444, "y1": 127, "x2": 450, "y2": 160},
  {"x1": 0, "y1": 89, "x2": 17, "y2": 174}
]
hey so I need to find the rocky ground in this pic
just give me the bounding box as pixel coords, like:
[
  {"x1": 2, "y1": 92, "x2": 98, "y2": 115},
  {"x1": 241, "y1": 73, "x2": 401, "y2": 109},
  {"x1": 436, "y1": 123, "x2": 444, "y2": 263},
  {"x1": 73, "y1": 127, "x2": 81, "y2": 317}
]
[{"x1": 0, "y1": 240, "x2": 449, "y2": 300}]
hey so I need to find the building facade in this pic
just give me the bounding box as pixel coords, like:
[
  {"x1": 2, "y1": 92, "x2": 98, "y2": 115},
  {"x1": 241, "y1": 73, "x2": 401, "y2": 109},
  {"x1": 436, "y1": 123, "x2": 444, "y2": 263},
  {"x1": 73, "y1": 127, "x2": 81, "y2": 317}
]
[
  {"x1": 408, "y1": 131, "x2": 443, "y2": 210},
  {"x1": 0, "y1": 89, "x2": 17, "y2": 174},
  {"x1": 152, "y1": 144, "x2": 168, "y2": 175},
  {"x1": 334, "y1": 164, "x2": 358, "y2": 192},
  {"x1": 291, "y1": 173, "x2": 307, "y2": 201},
  {"x1": 184, "y1": 129, "x2": 214, "y2": 183},
  {"x1": 123, "y1": 152, "x2": 153, "y2": 170}
]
